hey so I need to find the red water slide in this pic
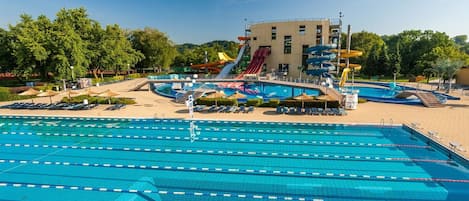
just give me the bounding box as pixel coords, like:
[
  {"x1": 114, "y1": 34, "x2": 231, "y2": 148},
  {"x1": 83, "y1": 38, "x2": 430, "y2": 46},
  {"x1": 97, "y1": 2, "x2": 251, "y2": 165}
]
[{"x1": 235, "y1": 47, "x2": 270, "y2": 79}]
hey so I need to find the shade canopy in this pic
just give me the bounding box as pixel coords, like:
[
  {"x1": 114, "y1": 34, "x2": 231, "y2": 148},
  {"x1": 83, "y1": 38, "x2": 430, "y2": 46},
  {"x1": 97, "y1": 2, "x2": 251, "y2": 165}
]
[
  {"x1": 36, "y1": 90, "x2": 59, "y2": 104},
  {"x1": 18, "y1": 88, "x2": 40, "y2": 96},
  {"x1": 294, "y1": 93, "x2": 314, "y2": 101},
  {"x1": 97, "y1": 89, "x2": 120, "y2": 98},
  {"x1": 79, "y1": 88, "x2": 100, "y2": 96},
  {"x1": 205, "y1": 91, "x2": 226, "y2": 99},
  {"x1": 36, "y1": 90, "x2": 59, "y2": 97},
  {"x1": 227, "y1": 91, "x2": 246, "y2": 99},
  {"x1": 97, "y1": 89, "x2": 120, "y2": 104}
]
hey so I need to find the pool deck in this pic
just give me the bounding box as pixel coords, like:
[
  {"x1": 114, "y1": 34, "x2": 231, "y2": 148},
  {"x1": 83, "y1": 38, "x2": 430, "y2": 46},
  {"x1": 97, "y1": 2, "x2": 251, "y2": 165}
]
[{"x1": 1, "y1": 78, "x2": 468, "y2": 158}]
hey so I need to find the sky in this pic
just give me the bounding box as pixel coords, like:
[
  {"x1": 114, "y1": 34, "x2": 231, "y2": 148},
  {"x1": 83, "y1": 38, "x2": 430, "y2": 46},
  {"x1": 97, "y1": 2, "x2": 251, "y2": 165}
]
[{"x1": 0, "y1": 0, "x2": 468, "y2": 44}]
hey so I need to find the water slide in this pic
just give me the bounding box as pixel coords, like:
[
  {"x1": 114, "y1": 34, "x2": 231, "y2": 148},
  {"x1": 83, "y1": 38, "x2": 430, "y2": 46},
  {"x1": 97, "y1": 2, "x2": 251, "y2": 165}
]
[
  {"x1": 235, "y1": 47, "x2": 270, "y2": 79},
  {"x1": 218, "y1": 52, "x2": 235, "y2": 62},
  {"x1": 332, "y1": 49, "x2": 363, "y2": 87},
  {"x1": 215, "y1": 45, "x2": 247, "y2": 79},
  {"x1": 305, "y1": 44, "x2": 337, "y2": 77},
  {"x1": 190, "y1": 61, "x2": 225, "y2": 73}
]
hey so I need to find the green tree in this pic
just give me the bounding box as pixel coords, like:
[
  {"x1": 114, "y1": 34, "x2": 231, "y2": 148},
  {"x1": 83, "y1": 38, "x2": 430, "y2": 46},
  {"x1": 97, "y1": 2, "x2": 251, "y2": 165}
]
[
  {"x1": 130, "y1": 27, "x2": 177, "y2": 72},
  {"x1": 430, "y1": 58, "x2": 464, "y2": 92},
  {"x1": 96, "y1": 24, "x2": 143, "y2": 76},
  {"x1": 338, "y1": 31, "x2": 384, "y2": 75},
  {"x1": 384, "y1": 30, "x2": 455, "y2": 76},
  {"x1": 8, "y1": 14, "x2": 52, "y2": 81},
  {"x1": 0, "y1": 28, "x2": 15, "y2": 72}
]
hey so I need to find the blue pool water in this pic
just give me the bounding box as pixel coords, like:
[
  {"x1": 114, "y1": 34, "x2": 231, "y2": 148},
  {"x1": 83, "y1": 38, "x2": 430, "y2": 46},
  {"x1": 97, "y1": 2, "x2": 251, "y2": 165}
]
[{"x1": 0, "y1": 115, "x2": 468, "y2": 201}]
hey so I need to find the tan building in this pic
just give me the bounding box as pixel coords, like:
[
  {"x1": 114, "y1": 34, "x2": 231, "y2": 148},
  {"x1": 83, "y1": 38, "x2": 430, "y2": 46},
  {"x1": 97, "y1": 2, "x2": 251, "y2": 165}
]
[
  {"x1": 456, "y1": 66, "x2": 469, "y2": 85},
  {"x1": 247, "y1": 19, "x2": 339, "y2": 78}
]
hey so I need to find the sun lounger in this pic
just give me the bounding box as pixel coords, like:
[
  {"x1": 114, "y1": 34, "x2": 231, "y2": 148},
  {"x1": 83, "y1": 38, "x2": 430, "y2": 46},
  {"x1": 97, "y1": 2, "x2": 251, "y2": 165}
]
[
  {"x1": 276, "y1": 106, "x2": 283, "y2": 114},
  {"x1": 207, "y1": 105, "x2": 217, "y2": 112},
  {"x1": 217, "y1": 106, "x2": 226, "y2": 113},
  {"x1": 237, "y1": 105, "x2": 246, "y2": 113},
  {"x1": 244, "y1": 106, "x2": 254, "y2": 113}
]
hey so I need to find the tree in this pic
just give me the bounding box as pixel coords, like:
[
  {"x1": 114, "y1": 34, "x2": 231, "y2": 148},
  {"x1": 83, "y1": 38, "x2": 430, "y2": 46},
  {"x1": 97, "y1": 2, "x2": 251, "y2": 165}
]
[
  {"x1": 430, "y1": 58, "x2": 464, "y2": 92},
  {"x1": 0, "y1": 28, "x2": 15, "y2": 72},
  {"x1": 453, "y1": 35, "x2": 469, "y2": 54},
  {"x1": 384, "y1": 30, "x2": 456, "y2": 76},
  {"x1": 8, "y1": 14, "x2": 51, "y2": 81},
  {"x1": 348, "y1": 31, "x2": 385, "y2": 72},
  {"x1": 94, "y1": 24, "x2": 143, "y2": 76},
  {"x1": 130, "y1": 28, "x2": 177, "y2": 72}
]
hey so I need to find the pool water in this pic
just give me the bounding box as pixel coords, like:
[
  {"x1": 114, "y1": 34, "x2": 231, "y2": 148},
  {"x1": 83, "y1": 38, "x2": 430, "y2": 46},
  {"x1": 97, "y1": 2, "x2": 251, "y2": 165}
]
[
  {"x1": 155, "y1": 83, "x2": 419, "y2": 104},
  {"x1": 0, "y1": 115, "x2": 468, "y2": 201}
]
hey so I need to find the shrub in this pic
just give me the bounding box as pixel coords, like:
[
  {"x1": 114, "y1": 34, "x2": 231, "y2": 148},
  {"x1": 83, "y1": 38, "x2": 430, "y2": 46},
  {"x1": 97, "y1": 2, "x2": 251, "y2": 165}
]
[
  {"x1": 358, "y1": 98, "x2": 367, "y2": 103},
  {"x1": 127, "y1": 73, "x2": 141, "y2": 79},
  {"x1": 61, "y1": 95, "x2": 135, "y2": 105},
  {"x1": 246, "y1": 98, "x2": 263, "y2": 106},
  {"x1": 0, "y1": 87, "x2": 34, "y2": 101},
  {"x1": 268, "y1": 98, "x2": 280, "y2": 107},
  {"x1": 195, "y1": 97, "x2": 236, "y2": 106},
  {"x1": 112, "y1": 75, "x2": 125, "y2": 81}
]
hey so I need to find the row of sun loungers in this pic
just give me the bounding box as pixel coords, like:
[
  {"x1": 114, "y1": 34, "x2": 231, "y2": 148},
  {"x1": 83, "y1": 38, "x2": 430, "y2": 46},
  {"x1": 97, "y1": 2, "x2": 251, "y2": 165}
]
[
  {"x1": 276, "y1": 106, "x2": 347, "y2": 116},
  {"x1": 105, "y1": 104, "x2": 126, "y2": 111},
  {"x1": 194, "y1": 105, "x2": 254, "y2": 113},
  {"x1": 0, "y1": 102, "x2": 99, "y2": 110}
]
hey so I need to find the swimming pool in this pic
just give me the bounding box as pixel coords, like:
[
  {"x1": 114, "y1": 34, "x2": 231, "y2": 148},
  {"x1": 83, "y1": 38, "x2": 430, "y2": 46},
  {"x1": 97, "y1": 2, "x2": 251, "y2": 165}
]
[{"x1": 0, "y1": 115, "x2": 468, "y2": 201}]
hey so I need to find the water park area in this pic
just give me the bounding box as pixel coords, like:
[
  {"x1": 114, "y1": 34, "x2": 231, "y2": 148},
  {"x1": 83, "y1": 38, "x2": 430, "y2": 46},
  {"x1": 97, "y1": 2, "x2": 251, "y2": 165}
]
[{"x1": 0, "y1": 7, "x2": 468, "y2": 201}]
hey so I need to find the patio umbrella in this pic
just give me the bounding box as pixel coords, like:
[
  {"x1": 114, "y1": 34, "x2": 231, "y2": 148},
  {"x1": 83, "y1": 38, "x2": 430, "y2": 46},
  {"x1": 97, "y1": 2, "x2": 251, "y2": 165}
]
[
  {"x1": 294, "y1": 93, "x2": 313, "y2": 108},
  {"x1": 316, "y1": 94, "x2": 334, "y2": 110},
  {"x1": 227, "y1": 91, "x2": 246, "y2": 106},
  {"x1": 97, "y1": 89, "x2": 120, "y2": 104},
  {"x1": 79, "y1": 88, "x2": 100, "y2": 96},
  {"x1": 36, "y1": 90, "x2": 59, "y2": 104},
  {"x1": 66, "y1": 90, "x2": 80, "y2": 100},
  {"x1": 18, "y1": 88, "x2": 40, "y2": 103},
  {"x1": 205, "y1": 90, "x2": 226, "y2": 106}
]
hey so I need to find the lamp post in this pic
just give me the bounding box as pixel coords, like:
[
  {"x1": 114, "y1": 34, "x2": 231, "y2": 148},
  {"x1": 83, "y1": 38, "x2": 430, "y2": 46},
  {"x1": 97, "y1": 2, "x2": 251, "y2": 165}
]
[
  {"x1": 70, "y1": 66, "x2": 74, "y2": 82},
  {"x1": 127, "y1": 64, "x2": 130, "y2": 76}
]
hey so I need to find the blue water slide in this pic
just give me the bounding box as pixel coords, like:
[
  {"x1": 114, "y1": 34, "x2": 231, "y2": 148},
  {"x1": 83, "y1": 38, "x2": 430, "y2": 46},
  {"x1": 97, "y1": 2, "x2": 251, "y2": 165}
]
[
  {"x1": 305, "y1": 44, "x2": 337, "y2": 54},
  {"x1": 215, "y1": 45, "x2": 247, "y2": 79},
  {"x1": 305, "y1": 69, "x2": 329, "y2": 76},
  {"x1": 305, "y1": 54, "x2": 336, "y2": 66}
]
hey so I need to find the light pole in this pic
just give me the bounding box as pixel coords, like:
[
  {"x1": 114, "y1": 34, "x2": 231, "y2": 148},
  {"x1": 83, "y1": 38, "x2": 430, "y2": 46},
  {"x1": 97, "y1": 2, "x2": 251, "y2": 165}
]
[
  {"x1": 127, "y1": 63, "x2": 130, "y2": 76},
  {"x1": 70, "y1": 66, "x2": 74, "y2": 82}
]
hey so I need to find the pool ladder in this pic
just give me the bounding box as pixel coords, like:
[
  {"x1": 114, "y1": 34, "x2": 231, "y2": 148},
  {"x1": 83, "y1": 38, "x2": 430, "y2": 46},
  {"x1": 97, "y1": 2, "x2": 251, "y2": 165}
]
[{"x1": 380, "y1": 118, "x2": 394, "y2": 129}]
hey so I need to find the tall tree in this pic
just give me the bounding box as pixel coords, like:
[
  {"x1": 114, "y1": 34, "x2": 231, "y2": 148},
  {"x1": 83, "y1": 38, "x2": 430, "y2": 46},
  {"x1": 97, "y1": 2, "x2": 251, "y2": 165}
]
[
  {"x1": 130, "y1": 28, "x2": 177, "y2": 72},
  {"x1": 97, "y1": 24, "x2": 144, "y2": 76},
  {"x1": 0, "y1": 28, "x2": 15, "y2": 72},
  {"x1": 9, "y1": 14, "x2": 51, "y2": 81},
  {"x1": 342, "y1": 31, "x2": 385, "y2": 74}
]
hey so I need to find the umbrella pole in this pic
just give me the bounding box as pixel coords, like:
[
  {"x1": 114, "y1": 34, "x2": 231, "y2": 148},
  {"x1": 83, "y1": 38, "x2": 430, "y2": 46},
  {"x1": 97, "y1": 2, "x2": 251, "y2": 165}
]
[{"x1": 49, "y1": 96, "x2": 53, "y2": 104}]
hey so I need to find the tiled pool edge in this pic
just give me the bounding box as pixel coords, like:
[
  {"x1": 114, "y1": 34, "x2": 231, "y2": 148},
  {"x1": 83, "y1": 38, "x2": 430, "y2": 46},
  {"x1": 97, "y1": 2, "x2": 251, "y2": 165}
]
[{"x1": 403, "y1": 124, "x2": 469, "y2": 169}]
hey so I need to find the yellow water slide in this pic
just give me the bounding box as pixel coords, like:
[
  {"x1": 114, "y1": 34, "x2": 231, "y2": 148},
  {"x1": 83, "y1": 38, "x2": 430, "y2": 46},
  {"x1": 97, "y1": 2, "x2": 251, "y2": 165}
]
[
  {"x1": 217, "y1": 52, "x2": 235, "y2": 62},
  {"x1": 332, "y1": 50, "x2": 363, "y2": 87}
]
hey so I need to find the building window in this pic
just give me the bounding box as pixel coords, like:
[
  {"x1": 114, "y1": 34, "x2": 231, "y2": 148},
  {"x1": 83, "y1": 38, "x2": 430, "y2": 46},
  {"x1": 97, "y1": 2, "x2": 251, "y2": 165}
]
[
  {"x1": 299, "y1": 25, "x2": 306, "y2": 35},
  {"x1": 284, "y1": 35, "x2": 292, "y2": 54},
  {"x1": 271, "y1": 26, "x2": 277, "y2": 40},
  {"x1": 316, "y1": 25, "x2": 322, "y2": 34},
  {"x1": 302, "y1": 45, "x2": 309, "y2": 54},
  {"x1": 253, "y1": 37, "x2": 257, "y2": 40},
  {"x1": 278, "y1": 64, "x2": 289, "y2": 75}
]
